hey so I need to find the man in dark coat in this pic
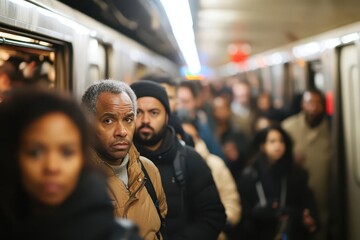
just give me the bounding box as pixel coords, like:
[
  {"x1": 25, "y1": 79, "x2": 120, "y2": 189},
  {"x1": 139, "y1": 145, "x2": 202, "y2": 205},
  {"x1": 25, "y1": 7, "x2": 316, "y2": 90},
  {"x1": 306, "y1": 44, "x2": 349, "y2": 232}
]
[{"x1": 131, "y1": 80, "x2": 226, "y2": 240}]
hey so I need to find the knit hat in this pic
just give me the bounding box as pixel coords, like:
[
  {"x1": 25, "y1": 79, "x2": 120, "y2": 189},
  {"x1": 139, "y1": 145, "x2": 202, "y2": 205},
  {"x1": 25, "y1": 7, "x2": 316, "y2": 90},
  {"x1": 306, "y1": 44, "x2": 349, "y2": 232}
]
[{"x1": 130, "y1": 80, "x2": 170, "y2": 115}]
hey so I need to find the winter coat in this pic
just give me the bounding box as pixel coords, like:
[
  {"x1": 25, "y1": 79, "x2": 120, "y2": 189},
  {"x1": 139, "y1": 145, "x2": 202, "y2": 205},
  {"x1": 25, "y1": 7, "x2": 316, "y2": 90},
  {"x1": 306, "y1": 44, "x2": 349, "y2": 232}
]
[
  {"x1": 282, "y1": 112, "x2": 330, "y2": 238},
  {"x1": 195, "y1": 138, "x2": 241, "y2": 240},
  {"x1": 0, "y1": 169, "x2": 142, "y2": 240},
  {"x1": 237, "y1": 155, "x2": 318, "y2": 240},
  {"x1": 90, "y1": 144, "x2": 167, "y2": 240},
  {"x1": 135, "y1": 126, "x2": 226, "y2": 240}
]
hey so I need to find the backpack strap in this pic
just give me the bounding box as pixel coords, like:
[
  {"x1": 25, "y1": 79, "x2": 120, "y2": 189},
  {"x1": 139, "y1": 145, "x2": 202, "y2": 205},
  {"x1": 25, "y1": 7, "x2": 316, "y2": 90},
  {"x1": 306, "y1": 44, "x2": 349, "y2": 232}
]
[
  {"x1": 139, "y1": 160, "x2": 165, "y2": 239},
  {"x1": 173, "y1": 147, "x2": 186, "y2": 187},
  {"x1": 172, "y1": 145, "x2": 187, "y2": 214}
]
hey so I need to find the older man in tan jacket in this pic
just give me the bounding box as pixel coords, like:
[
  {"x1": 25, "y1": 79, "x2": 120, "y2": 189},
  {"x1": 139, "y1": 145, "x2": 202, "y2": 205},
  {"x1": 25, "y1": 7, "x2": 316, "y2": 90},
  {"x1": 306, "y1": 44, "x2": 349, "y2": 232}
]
[
  {"x1": 82, "y1": 80, "x2": 167, "y2": 240},
  {"x1": 282, "y1": 89, "x2": 330, "y2": 240}
]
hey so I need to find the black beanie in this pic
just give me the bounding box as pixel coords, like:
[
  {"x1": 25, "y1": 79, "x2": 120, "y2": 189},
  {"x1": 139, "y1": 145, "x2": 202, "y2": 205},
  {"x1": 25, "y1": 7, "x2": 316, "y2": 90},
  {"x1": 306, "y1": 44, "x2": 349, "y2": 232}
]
[{"x1": 130, "y1": 80, "x2": 171, "y2": 115}]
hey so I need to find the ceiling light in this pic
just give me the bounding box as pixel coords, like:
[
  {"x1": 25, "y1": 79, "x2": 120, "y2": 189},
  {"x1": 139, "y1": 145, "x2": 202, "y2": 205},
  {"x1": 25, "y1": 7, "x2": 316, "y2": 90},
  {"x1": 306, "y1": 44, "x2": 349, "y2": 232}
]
[
  {"x1": 160, "y1": 0, "x2": 201, "y2": 74},
  {"x1": 341, "y1": 33, "x2": 359, "y2": 44}
]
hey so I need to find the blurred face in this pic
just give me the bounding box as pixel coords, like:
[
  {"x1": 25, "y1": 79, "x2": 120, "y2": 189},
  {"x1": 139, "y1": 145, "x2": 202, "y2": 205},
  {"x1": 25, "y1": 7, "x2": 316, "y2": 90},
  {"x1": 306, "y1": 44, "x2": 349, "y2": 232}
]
[
  {"x1": 19, "y1": 112, "x2": 83, "y2": 206},
  {"x1": 94, "y1": 92, "x2": 135, "y2": 163},
  {"x1": 302, "y1": 92, "x2": 324, "y2": 127},
  {"x1": 135, "y1": 97, "x2": 168, "y2": 150},
  {"x1": 161, "y1": 83, "x2": 177, "y2": 113},
  {"x1": 177, "y1": 87, "x2": 197, "y2": 117},
  {"x1": 257, "y1": 93, "x2": 271, "y2": 111},
  {"x1": 223, "y1": 141, "x2": 239, "y2": 162},
  {"x1": 232, "y1": 83, "x2": 250, "y2": 107},
  {"x1": 262, "y1": 130, "x2": 285, "y2": 164},
  {"x1": 213, "y1": 97, "x2": 231, "y2": 123}
]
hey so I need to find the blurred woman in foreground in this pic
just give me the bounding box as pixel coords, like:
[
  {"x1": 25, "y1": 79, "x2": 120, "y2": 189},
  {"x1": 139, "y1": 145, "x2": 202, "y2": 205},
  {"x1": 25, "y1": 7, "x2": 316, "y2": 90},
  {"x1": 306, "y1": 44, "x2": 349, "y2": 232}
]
[
  {"x1": 237, "y1": 125, "x2": 318, "y2": 240},
  {"x1": 0, "y1": 89, "x2": 140, "y2": 240}
]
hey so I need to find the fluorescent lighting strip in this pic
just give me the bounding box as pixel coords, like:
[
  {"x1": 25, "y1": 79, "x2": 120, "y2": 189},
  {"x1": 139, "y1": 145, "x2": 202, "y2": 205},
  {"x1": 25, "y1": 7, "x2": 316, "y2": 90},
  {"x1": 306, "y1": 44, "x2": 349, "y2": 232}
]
[{"x1": 160, "y1": 0, "x2": 201, "y2": 74}]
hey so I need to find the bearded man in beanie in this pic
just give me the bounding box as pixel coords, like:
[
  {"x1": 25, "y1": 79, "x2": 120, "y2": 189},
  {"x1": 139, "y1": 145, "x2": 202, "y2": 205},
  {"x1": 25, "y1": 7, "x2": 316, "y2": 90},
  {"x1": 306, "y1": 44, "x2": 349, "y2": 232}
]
[{"x1": 131, "y1": 80, "x2": 226, "y2": 240}]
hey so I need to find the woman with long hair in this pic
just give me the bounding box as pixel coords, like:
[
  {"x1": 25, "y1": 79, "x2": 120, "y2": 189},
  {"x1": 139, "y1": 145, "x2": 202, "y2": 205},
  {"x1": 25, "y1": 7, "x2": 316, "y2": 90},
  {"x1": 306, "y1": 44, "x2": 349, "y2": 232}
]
[
  {"x1": 0, "y1": 89, "x2": 140, "y2": 240},
  {"x1": 237, "y1": 125, "x2": 318, "y2": 240}
]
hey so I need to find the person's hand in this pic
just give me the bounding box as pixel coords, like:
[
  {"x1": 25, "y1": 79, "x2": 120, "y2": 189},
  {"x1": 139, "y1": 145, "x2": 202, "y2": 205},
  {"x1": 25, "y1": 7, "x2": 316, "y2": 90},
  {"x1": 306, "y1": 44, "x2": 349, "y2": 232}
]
[{"x1": 303, "y1": 208, "x2": 316, "y2": 233}]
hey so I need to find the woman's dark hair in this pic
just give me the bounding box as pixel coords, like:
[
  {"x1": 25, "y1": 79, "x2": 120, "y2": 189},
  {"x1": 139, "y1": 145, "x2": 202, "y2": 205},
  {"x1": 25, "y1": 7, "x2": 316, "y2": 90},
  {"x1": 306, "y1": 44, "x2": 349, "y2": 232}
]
[
  {"x1": 249, "y1": 125, "x2": 293, "y2": 175},
  {"x1": 0, "y1": 88, "x2": 91, "y2": 224}
]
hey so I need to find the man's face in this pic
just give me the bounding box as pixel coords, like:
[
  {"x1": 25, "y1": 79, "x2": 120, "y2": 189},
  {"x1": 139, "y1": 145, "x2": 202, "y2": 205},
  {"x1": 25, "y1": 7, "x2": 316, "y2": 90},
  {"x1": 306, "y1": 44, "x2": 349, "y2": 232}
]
[
  {"x1": 302, "y1": 92, "x2": 324, "y2": 127},
  {"x1": 94, "y1": 92, "x2": 135, "y2": 162},
  {"x1": 160, "y1": 83, "x2": 177, "y2": 113},
  {"x1": 213, "y1": 97, "x2": 231, "y2": 123},
  {"x1": 177, "y1": 87, "x2": 197, "y2": 117},
  {"x1": 232, "y1": 83, "x2": 251, "y2": 107},
  {"x1": 135, "y1": 97, "x2": 168, "y2": 149}
]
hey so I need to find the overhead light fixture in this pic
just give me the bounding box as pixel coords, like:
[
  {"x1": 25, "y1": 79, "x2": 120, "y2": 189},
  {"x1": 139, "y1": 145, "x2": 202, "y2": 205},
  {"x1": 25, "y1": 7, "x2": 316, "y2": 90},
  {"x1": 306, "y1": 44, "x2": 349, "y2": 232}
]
[
  {"x1": 292, "y1": 42, "x2": 320, "y2": 58},
  {"x1": 160, "y1": 0, "x2": 201, "y2": 74},
  {"x1": 341, "y1": 33, "x2": 359, "y2": 44},
  {"x1": 322, "y1": 38, "x2": 341, "y2": 49}
]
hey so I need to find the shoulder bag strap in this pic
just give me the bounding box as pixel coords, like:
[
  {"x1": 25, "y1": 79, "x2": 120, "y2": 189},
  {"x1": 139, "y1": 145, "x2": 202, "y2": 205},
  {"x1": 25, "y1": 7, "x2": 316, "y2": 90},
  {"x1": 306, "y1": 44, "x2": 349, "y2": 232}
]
[{"x1": 140, "y1": 160, "x2": 166, "y2": 239}]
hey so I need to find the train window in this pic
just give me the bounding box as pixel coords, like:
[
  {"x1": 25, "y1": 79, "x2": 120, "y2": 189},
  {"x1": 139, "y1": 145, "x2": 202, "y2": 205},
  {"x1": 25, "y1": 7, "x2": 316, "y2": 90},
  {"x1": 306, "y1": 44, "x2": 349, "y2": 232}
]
[
  {"x1": 307, "y1": 60, "x2": 324, "y2": 90},
  {"x1": 314, "y1": 72, "x2": 325, "y2": 90},
  {"x1": 309, "y1": 61, "x2": 326, "y2": 91},
  {"x1": 260, "y1": 67, "x2": 272, "y2": 93},
  {"x1": 292, "y1": 60, "x2": 306, "y2": 93},
  {"x1": 271, "y1": 65, "x2": 285, "y2": 109},
  {"x1": 0, "y1": 30, "x2": 69, "y2": 101}
]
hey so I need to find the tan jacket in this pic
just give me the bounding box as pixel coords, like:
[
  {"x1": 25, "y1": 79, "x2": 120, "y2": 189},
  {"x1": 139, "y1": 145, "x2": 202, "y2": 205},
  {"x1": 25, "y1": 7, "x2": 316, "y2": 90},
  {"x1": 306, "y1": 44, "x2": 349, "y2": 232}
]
[
  {"x1": 282, "y1": 112, "x2": 330, "y2": 237},
  {"x1": 195, "y1": 139, "x2": 241, "y2": 239},
  {"x1": 90, "y1": 145, "x2": 167, "y2": 240}
]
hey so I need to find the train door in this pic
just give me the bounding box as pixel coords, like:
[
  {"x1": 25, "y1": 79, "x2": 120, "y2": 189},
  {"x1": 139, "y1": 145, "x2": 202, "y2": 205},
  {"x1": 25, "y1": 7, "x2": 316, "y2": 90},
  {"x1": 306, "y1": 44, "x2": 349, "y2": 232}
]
[
  {"x1": 86, "y1": 38, "x2": 108, "y2": 88},
  {"x1": 270, "y1": 64, "x2": 285, "y2": 109},
  {"x1": 291, "y1": 60, "x2": 307, "y2": 94},
  {"x1": 340, "y1": 44, "x2": 360, "y2": 240},
  {"x1": 307, "y1": 60, "x2": 325, "y2": 90}
]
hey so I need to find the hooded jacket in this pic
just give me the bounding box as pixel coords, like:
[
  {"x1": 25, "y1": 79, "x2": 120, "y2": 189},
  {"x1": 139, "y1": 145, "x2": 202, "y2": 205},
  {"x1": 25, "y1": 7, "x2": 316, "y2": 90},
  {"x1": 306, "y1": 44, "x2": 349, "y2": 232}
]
[
  {"x1": 135, "y1": 126, "x2": 226, "y2": 240},
  {"x1": 90, "y1": 144, "x2": 167, "y2": 240}
]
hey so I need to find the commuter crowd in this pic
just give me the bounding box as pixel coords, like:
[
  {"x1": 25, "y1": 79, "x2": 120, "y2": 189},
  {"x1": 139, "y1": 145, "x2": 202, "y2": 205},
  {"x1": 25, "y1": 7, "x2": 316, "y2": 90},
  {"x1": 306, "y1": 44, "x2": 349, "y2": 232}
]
[{"x1": 0, "y1": 68, "x2": 331, "y2": 240}]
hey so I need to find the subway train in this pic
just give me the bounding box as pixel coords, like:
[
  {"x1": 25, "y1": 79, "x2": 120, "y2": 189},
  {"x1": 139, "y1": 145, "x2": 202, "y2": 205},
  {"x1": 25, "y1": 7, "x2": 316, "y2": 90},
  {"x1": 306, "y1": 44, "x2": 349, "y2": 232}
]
[
  {"x1": 3, "y1": 1, "x2": 360, "y2": 240},
  {"x1": 230, "y1": 21, "x2": 360, "y2": 240},
  {"x1": 0, "y1": 0, "x2": 179, "y2": 99}
]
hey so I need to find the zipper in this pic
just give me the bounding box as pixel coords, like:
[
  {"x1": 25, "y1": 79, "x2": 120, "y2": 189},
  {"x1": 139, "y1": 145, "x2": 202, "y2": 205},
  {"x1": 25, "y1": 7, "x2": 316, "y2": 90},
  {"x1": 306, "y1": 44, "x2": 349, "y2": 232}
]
[{"x1": 123, "y1": 176, "x2": 146, "y2": 216}]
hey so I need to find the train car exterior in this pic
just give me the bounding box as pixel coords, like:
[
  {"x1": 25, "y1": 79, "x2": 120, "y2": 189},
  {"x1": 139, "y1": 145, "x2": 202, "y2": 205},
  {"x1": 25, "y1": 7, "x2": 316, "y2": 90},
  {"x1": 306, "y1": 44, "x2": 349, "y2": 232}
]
[
  {"x1": 0, "y1": 0, "x2": 180, "y2": 99},
  {"x1": 226, "y1": 21, "x2": 360, "y2": 240}
]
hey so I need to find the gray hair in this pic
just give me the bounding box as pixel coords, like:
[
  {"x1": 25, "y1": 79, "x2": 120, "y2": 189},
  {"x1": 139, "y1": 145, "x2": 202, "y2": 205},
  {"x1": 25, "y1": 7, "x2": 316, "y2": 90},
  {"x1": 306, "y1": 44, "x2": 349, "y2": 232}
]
[{"x1": 81, "y1": 79, "x2": 137, "y2": 115}]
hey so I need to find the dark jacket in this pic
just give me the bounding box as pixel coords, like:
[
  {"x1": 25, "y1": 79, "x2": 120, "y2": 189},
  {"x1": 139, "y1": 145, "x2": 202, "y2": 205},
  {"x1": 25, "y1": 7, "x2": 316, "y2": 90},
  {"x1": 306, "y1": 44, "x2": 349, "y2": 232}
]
[
  {"x1": 236, "y1": 155, "x2": 318, "y2": 240},
  {"x1": 0, "y1": 169, "x2": 142, "y2": 240},
  {"x1": 135, "y1": 126, "x2": 226, "y2": 240}
]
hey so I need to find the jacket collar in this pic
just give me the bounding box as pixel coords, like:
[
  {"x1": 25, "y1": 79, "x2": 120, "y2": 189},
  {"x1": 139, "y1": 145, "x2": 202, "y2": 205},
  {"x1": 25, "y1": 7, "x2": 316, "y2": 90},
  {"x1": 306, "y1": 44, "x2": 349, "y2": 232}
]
[{"x1": 90, "y1": 144, "x2": 141, "y2": 176}]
